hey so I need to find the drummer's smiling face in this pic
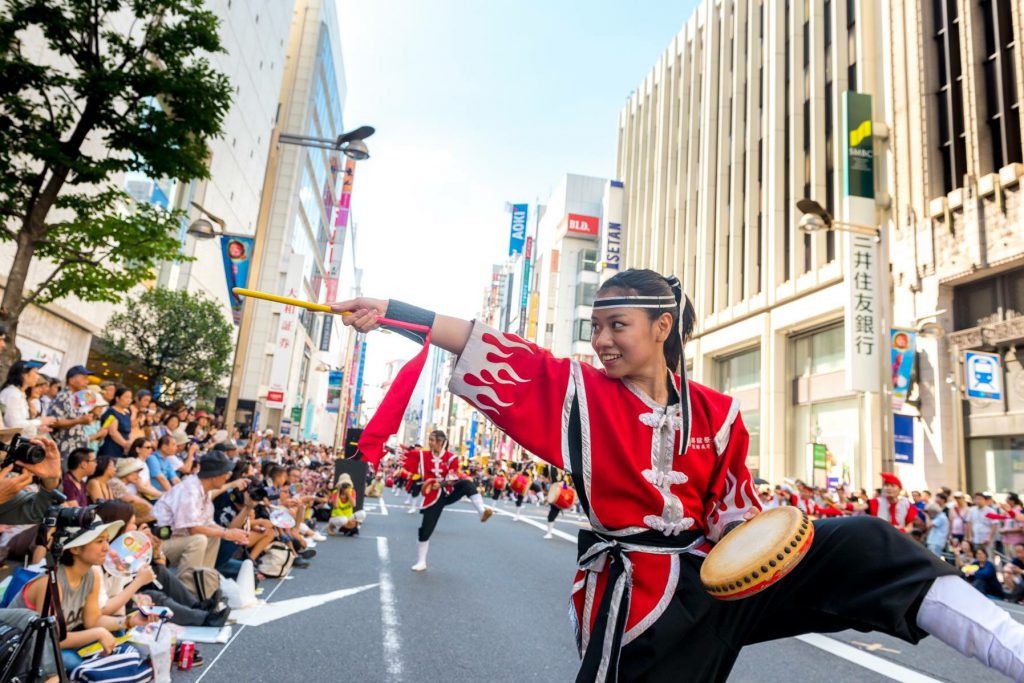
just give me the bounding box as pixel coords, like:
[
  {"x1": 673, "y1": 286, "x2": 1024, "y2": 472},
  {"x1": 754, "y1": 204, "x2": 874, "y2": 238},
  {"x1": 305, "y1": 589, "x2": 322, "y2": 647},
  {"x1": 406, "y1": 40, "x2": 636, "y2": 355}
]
[{"x1": 591, "y1": 304, "x2": 673, "y2": 383}]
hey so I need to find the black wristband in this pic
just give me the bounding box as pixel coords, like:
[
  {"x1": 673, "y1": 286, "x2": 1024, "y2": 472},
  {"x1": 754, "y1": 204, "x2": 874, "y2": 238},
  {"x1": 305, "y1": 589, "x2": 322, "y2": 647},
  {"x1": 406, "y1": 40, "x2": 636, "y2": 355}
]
[{"x1": 383, "y1": 300, "x2": 436, "y2": 344}]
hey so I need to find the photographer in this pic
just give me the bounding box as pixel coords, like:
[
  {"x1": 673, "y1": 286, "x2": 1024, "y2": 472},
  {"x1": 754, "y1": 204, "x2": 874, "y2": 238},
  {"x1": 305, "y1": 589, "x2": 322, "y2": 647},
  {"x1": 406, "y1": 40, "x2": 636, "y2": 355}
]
[
  {"x1": 0, "y1": 437, "x2": 65, "y2": 525},
  {"x1": 9, "y1": 517, "x2": 151, "y2": 673},
  {"x1": 152, "y1": 451, "x2": 250, "y2": 576}
]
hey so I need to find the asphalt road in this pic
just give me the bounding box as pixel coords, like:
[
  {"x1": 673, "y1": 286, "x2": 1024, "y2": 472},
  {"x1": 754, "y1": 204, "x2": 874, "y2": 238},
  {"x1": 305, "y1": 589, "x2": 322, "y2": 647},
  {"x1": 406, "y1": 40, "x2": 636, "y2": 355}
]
[{"x1": 174, "y1": 490, "x2": 1021, "y2": 683}]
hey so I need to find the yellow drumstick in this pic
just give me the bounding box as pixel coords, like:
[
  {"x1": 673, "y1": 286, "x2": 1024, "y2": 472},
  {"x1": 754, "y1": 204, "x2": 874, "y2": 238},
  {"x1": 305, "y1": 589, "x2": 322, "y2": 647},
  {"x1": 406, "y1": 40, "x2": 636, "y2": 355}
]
[
  {"x1": 233, "y1": 287, "x2": 426, "y2": 332},
  {"x1": 232, "y1": 287, "x2": 337, "y2": 314}
]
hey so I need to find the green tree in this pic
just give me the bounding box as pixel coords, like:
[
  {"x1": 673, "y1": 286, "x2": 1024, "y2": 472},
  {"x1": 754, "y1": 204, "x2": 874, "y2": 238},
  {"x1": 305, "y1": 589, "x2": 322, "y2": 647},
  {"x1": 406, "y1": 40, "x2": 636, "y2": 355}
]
[
  {"x1": 103, "y1": 286, "x2": 233, "y2": 402},
  {"x1": 0, "y1": 0, "x2": 233, "y2": 373}
]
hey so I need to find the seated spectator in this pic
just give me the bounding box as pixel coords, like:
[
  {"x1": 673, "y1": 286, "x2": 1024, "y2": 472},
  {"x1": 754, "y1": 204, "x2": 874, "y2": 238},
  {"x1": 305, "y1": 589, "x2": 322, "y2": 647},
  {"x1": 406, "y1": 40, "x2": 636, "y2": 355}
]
[
  {"x1": 148, "y1": 435, "x2": 182, "y2": 492},
  {"x1": 85, "y1": 455, "x2": 116, "y2": 504},
  {"x1": 125, "y1": 437, "x2": 163, "y2": 500},
  {"x1": 97, "y1": 386, "x2": 133, "y2": 457},
  {"x1": 0, "y1": 360, "x2": 55, "y2": 435},
  {"x1": 28, "y1": 375, "x2": 49, "y2": 419},
  {"x1": 109, "y1": 457, "x2": 155, "y2": 520},
  {"x1": 966, "y1": 546, "x2": 1006, "y2": 599},
  {"x1": 61, "y1": 447, "x2": 97, "y2": 507},
  {"x1": 10, "y1": 517, "x2": 151, "y2": 673},
  {"x1": 212, "y1": 465, "x2": 275, "y2": 573},
  {"x1": 95, "y1": 500, "x2": 230, "y2": 627},
  {"x1": 152, "y1": 451, "x2": 250, "y2": 576},
  {"x1": 1002, "y1": 543, "x2": 1024, "y2": 604},
  {"x1": 327, "y1": 474, "x2": 365, "y2": 536},
  {"x1": 924, "y1": 502, "x2": 949, "y2": 557}
]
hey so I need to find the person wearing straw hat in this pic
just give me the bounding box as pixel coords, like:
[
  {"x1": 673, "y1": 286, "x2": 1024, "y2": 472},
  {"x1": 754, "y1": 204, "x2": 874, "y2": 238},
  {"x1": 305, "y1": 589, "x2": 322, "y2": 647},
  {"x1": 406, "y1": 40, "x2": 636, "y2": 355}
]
[
  {"x1": 109, "y1": 455, "x2": 155, "y2": 520},
  {"x1": 335, "y1": 268, "x2": 1024, "y2": 682},
  {"x1": 11, "y1": 517, "x2": 153, "y2": 672}
]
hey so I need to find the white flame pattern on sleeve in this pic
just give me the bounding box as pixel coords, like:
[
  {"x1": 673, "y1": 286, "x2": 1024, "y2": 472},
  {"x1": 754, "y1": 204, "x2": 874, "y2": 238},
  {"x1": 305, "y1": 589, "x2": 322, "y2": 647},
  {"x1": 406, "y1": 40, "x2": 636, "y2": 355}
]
[
  {"x1": 706, "y1": 470, "x2": 759, "y2": 542},
  {"x1": 449, "y1": 324, "x2": 534, "y2": 418}
]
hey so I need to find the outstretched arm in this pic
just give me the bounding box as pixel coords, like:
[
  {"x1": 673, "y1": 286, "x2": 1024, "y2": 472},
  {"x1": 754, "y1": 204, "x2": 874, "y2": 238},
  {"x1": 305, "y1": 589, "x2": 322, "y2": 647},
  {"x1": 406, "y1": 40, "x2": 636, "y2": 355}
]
[{"x1": 330, "y1": 297, "x2": 472, "y2": 355}]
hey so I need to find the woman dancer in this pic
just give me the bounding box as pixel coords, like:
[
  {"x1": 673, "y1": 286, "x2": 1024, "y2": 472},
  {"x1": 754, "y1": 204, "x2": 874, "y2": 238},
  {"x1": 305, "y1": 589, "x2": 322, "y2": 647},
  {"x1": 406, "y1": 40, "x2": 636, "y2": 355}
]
[{"x1": 335, "y1": 269, "x2": 1024, "y2": 682}]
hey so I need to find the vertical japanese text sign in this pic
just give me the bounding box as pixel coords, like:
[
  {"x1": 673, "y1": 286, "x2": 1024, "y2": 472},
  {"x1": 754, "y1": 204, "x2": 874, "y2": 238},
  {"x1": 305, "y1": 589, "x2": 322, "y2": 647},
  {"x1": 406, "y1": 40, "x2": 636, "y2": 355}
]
[{"x1": 842, "y1": 92, "x2": 880, "y2": 393}]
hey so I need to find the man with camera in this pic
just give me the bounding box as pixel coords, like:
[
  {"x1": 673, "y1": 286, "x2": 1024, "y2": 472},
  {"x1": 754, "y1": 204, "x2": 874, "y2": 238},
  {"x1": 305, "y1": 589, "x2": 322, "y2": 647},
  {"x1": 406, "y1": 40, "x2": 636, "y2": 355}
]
[
  {"x1": 152, "y1": 451, "x2": 250, "y2": 576},
  {"x1": 0, "y1": 436, "x2": 64, "y2": 525}
]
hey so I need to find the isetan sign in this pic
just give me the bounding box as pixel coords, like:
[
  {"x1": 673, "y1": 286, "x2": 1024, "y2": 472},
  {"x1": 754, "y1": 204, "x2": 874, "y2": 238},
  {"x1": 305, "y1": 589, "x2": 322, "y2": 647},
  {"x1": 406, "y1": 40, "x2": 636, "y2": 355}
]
[{"x1": 565, "y1": 213, "x2": 599, "y2": 238}]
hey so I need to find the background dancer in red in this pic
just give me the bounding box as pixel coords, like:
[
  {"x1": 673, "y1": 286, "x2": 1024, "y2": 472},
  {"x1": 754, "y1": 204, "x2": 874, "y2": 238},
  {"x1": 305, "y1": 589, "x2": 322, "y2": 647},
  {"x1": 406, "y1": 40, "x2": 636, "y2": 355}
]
[
  {"x1": 334, "y1": 269, "x2": 1024, "y2": 682},
  {"x1": 404, "y1": 430, "x2": 493, "y2": 571},
  {"x1": 544, "y1": 477, "x2": 577, "y2": 539}
]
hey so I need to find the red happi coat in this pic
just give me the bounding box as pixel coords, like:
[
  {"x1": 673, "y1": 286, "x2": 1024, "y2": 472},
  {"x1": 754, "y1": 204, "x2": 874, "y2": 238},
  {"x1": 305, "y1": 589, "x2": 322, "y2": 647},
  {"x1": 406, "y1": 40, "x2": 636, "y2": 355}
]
[
  {"x1": 868, "y1": 495, "x2": 916, "y2": 529},
  {"x1": 402, "y1": 449, "x2": 460, "y2": 509},
  {"x1": 449, "y1": 323, "x2": 760, "y2": 649},
  {"x1": 789, "y1": 494, "x2": 844, "y2": 519}
]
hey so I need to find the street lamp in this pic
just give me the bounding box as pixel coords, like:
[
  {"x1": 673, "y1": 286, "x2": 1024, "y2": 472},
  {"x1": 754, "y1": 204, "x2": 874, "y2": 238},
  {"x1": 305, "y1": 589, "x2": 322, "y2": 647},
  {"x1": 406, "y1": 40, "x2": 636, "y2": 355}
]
[
  {"x1": 187, "y1": 202, "x2": 228, "y2": 239},
  {"x1": 223, "y1": 125, "x2": 376, "y2": 432},
  {"x1": 796, "y1": 198, "x2": 880, "y2": 240}
]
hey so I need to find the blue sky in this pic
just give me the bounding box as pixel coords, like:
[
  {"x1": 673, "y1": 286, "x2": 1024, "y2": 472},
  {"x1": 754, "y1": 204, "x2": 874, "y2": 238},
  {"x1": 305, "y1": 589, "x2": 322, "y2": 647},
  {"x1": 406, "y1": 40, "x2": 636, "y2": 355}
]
[{"x1": 336, "y1": 0, "x2": 699, "y2": 371}]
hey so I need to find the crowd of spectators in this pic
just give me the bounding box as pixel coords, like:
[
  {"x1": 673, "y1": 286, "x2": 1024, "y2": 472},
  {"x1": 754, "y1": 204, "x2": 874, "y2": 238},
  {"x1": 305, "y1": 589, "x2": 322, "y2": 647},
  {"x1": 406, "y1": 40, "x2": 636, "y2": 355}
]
[{"x1": 0, "y1": 361, "x2": 359, "y2": 682}]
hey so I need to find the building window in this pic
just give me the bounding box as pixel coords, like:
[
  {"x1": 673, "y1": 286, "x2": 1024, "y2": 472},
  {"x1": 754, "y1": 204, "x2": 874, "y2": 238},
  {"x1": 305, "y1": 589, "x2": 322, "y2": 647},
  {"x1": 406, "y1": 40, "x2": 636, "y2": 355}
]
[
  {"x1": 716, "y1": 347, "x2": 761, "y2": 393},
  {"x1": 969, "y1": 436, "x2": 1024, "y2": 493},
  {"x1": 954, "y1": 269, "x2": 1024, "y2": 329},
  {"x1": 574, "y1": 319, "x2": 593, "y2": 342},
  {"x1": 980, "y1": 0, "x2": 1023, "y2": 171},
  {"x1": 715, "y1": 347, "x2": 762, "y2": 473},
  {"x1": 793, "y1": 324, "x2": 846, "y2": 378},
  {"x1": 933, "y1": 0, "x2": 967, "y2": 193},
  {"x1": 575, "y1": 281, "x2": 597, "y2": 308},
  {"x1": 577, "y1": 248, "x2": 599, "y2": 272}
]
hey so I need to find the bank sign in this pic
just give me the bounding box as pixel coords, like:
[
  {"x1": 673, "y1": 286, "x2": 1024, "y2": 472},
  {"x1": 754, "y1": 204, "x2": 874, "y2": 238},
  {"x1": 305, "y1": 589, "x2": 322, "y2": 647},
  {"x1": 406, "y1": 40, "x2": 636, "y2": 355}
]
[
  {"x1": 843, "y1": 92, "x2": 874, "y2": 199},
  {"x1": 508, "y1": 203, "x2": 528, "y2": 256}
]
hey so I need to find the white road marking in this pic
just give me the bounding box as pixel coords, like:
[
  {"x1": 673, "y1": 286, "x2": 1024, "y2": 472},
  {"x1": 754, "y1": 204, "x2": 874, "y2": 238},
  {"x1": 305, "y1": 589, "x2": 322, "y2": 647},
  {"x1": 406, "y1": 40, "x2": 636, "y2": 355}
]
[
  {"x1": 230, "y1": 583, "x2": 379, "y2": 626},
  {"x1": 377, "y1": 536, "x2": 404, "y2": 681},
  {"x1": 489, "y1": 505, "x2": 577, "y2": 542},
  {"x1": 194, "y1": 568, "x2": 293, "y2": 683},
  {"x1": 794, "y1": 634, "x2": 942, "y2": 682},
  {"x1": 379, "y1": 495, "x2": 389, "y2": 516}
]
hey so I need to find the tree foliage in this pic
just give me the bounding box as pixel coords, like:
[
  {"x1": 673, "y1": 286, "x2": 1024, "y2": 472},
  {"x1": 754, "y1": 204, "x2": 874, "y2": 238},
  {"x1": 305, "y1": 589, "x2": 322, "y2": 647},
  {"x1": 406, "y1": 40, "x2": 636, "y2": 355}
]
[
  {"x1": 103, "y1": 286, "x2": 233, "y2": 402},
  {"x1": 0, "y1": 0, "x2": 234, "y2": 369}
]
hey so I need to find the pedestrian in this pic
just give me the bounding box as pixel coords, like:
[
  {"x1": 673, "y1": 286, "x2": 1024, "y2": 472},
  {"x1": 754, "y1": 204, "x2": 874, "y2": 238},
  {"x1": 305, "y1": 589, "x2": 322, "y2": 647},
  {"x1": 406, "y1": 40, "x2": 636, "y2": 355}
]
[
  {"x1": 98, "y1": 385, "x2": 133, "y2": 457},
  {"x1": 949, "y1": 491, "x2": 969, "y2": 545},
  {"x1": 967, "y1": 491, "x2": 998, "y2": 558},
  {"x1": 402, "y1": 430, "x2": 492, "y2": 571},
  {"x1": 924, "y1": 502, "x2": 949, "y2": 557},
  {"x1": 335, "y1": 267, "x2": 1024, "y2": 681}
]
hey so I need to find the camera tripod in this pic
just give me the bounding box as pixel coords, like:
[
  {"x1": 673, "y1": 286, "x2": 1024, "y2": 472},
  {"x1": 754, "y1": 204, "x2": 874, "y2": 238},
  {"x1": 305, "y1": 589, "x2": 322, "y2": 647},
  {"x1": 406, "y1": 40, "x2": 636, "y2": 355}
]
[{"x1": 1, "y1": 540, "x2": 71, "y2": 683}]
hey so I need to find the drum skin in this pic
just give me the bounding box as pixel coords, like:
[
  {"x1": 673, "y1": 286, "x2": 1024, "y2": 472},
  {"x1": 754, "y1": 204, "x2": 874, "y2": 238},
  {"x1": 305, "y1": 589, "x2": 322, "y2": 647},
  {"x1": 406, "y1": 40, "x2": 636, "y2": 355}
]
[
  {"x1": 700, "y1": 507, "x2": 814, "y2": 600},
  {"x1": 510, "y1": 473, "x2": 531, "y2": 496},
  {"x1": 555, "y1": 487, "x2": 576, "y2": 510}
]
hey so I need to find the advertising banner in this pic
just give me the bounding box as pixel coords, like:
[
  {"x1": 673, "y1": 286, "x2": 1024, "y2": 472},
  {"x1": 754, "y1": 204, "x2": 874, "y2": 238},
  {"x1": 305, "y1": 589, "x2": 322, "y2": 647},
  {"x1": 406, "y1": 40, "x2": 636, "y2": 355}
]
[
  {"x1": 326, "y1": 370, "x2": 343, "y2": 413},
  {"x1": 843, "y1": 233, "x2": 881, "y2": 392},
  {"x1": 843, "y1": 92, "x2": 874, "y2": 199},
  {"x1": 601, "y1": 180, "x2": 624, "y2": 272},
  {"x1": 220, "y1": 235, "x2": 255, "y2": 325},
  {"x1": 893, "y1": 414, "x2": 914, "y2": 464},
  {"x1": 565, "y1": 213, "x2": 599, "y2": 238},
  {"x1": 266, "y1": 253, "x2": 304, "y2": 409},
  {"x1": 508, "y1": 203, "x2": 528, "y2": 256},
  {"x1": 320, "y1": 314, "x2": 333, "y2": 352},
  {"x1": 890, "y1": 329, "x2": 917, "y2": 410}
]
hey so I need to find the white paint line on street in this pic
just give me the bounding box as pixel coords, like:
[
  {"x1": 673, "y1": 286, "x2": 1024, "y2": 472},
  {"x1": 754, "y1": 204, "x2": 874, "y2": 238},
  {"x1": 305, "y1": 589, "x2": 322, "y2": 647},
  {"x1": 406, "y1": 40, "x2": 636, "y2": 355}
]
[
  {"x1": 794, "y1": 634, "x2": 942, "y2": 682},
  {"x1": 379, "y1": 495, "x2": 389, "y2": 516},
  {"x1": 194, "y1": 568, "x2": 292, "y2": 683},
  {"x1": 230, "y1": 583, "x2": 379, "y2": 626},
  {"x1": 489, "y1": 505, "x2": 577, "y2": 542},
  {"x1": 377, "y1": 536, "x2": 404, "y2": 682}
]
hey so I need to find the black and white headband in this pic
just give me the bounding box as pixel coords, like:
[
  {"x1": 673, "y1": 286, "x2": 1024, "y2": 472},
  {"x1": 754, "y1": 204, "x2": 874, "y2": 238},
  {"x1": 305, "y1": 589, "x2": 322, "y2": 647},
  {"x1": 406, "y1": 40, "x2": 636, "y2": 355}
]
[{"x1": 591, "y1": 294, "x2": 677, "y2": 310}]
